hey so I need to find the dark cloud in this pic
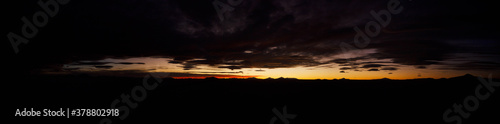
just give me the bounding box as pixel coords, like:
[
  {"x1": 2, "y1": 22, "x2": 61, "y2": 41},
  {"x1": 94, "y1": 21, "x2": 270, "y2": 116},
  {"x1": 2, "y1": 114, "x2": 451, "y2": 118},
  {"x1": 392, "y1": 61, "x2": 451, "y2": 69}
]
[
  {"x1": 369, "y1": 40, "x2": 453, "y2": 66},
  {"x1": 182, "y1": 63, "x2": 197, "y2": 70},
  {"x1": 339, "y1": 67, "x2": 352, "y2": 70},
  {"x1": 73, "y1": 62, "x2": 111, "y2": 66},
  {"x1": 368, "y1": 69, "x2": 379, "y2": 71},
  {"x1": 199, "y1": 71, "x2": 244, "y2": 74},
  {"x1": 6, "y1": 0, "x2": 499, "y2": 76},
  {"x1": 445, "y1": 61, "x2": 500, "y2": 71},
  {"x1": 340, "y1": 71, "x2": 346, "y2": 73},
  {"x1": 361, "y1": 62, "x2": 393, "y2": 64},
  {"x1": 381, "y1": 67, "x2": 398, "y2": 71},
  {"x1": 71, "y1": 61, "x2": 145, "y2": 66},
  {"x1": 218, "y1": 65, "x2": 243, "y2": 70},
  {"x1": 168, "y1": 61, "x2": 183, "y2": 64},
  {"x1": 361, "y1": 64, "x2": 386, "y2": 68},
  {"x1": 416, "y1": 66, "x2": 427, "y2": 69},
  {"x1": 329, "y1": 59, "x2": 349, "y2": 64},
  {"x1": 63, "y1": 68, "x2": 80, "y2": 71},
  {"x1": 173, "y1": 57, "x2": 193, "y2": 61},
  {"x1": 328, "y1": 57, "x2": 367, "y2": 64},
  {"x1": 115, "y1": 62, "x2": 145, "y2": 65},
  {"x1": 94, "y1": 66, "x2": 113, "y2": 69},
  {"x1": 339, "y1": 63, "x2": 361, "y2": 66}
]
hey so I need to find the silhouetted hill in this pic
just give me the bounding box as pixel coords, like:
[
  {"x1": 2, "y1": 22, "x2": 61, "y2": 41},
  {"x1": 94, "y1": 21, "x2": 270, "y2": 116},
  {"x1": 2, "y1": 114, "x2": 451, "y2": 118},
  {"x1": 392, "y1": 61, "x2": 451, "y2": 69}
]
[
  {"x1": 449, "y1": 73, "x2": 477, "y2": 80},
  {"x1": 7, "y1": 74, "x2": 500, "y2": 124}
]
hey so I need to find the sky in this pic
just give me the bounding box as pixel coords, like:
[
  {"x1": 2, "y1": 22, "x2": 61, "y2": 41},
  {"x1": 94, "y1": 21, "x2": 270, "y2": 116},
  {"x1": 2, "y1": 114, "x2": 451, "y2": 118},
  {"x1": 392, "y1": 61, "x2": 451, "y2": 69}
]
[{"x1": 4, "y1": 0, "x2": 500, "y2": 79}]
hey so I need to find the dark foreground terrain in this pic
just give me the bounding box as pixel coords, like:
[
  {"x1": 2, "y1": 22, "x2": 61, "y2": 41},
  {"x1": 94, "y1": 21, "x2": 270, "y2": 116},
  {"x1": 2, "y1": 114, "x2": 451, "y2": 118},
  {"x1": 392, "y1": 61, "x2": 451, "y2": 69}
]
[{"x1": 7, "y1": 74, "x2": 500, "y2": 124}]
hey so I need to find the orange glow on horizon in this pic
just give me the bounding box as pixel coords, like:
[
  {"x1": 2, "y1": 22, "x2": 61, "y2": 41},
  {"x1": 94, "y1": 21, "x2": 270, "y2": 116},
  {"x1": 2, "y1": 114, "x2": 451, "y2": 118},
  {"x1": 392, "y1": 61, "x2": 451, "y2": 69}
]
[
  {"x1": 60, "y1": 57, "x2": 499, "y2": 80},
  {"x1": 172, "y1": 75, "x2": 260, "y2": 79}
]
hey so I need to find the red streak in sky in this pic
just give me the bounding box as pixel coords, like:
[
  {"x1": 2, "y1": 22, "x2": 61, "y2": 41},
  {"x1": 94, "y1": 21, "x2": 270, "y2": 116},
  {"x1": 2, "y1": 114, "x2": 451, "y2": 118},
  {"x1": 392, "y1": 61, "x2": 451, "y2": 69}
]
[{"x1": 172, "y1": 75, "x2": 259, "y2": 79}]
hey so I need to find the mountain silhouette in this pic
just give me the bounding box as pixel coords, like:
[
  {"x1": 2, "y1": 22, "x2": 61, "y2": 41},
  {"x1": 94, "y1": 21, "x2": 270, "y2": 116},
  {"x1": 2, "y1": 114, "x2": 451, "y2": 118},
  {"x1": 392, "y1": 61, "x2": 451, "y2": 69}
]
[{"x1": 449, "y1": 73, "x2": 476, "y2": 80}]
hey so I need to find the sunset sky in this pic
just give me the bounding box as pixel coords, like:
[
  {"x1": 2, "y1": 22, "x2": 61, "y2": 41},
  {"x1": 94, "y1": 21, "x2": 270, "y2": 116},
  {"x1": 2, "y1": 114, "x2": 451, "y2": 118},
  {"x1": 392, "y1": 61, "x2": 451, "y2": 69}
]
[{"x1": 6, "y1": 0, "x2": 499, "y2": 79}]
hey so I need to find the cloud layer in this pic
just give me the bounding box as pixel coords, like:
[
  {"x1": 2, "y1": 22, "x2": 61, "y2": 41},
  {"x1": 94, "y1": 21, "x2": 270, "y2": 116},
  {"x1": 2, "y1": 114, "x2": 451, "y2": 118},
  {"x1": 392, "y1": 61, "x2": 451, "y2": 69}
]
[{"x1": 6, "y1": 0, "x2": 499, "y2": 76}]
